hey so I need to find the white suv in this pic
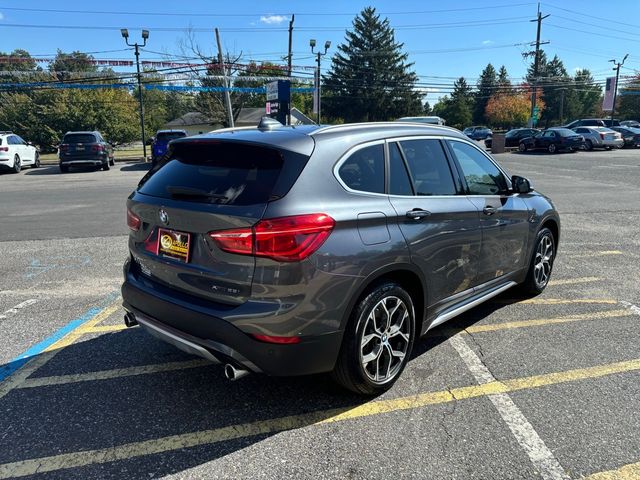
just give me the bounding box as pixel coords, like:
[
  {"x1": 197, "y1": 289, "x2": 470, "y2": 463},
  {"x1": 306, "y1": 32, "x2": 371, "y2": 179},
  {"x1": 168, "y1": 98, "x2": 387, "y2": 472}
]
[{"x1": 0, "y1": 132, "x2": 40, "y2": 173}]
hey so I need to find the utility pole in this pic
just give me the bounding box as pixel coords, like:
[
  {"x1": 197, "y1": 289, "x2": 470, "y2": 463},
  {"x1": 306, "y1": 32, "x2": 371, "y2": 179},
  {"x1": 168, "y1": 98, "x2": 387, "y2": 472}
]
[
  {"x1": 558, "y1": 87, "x2": 566, "y2": 125},
  {"x1": 287, "y1": 14, "x2": 295, "y2": 125},
  {"x1": 609, "y1": 54, "x2": 628, "y2": 124},
  {"x1": 215, "y1": 28, "x2": 234, "y2": 128},
  {"x1": 528, "y1": 4, "x2": 549, "y2": 127},
  {"x1": 310, "y1": 39, "x2": 331, "y2": 125},
  {"x1": 121, "y1": 29, "x2": 149, "y2": 160}
]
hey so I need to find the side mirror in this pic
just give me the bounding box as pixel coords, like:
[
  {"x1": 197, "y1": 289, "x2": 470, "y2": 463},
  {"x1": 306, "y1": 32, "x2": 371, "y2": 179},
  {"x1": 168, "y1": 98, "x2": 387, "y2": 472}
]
[{"x1": 512, "y1": 175, "x2": 532, "y2": 194}]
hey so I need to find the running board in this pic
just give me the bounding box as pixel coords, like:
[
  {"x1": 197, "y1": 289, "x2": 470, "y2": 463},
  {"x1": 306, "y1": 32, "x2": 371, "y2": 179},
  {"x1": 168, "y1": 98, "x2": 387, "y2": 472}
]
[{"x1": 427, "y1": 281, "x2": 517, "y2": 331}]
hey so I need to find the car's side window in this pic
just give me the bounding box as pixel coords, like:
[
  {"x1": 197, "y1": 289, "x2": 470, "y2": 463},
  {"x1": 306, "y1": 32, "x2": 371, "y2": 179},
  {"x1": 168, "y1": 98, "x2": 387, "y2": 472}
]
[
  {"x1": 448, "y1": 141, "x2": 508, "y2": 196},
  {"x1": 398, "y1": 139, "x2": 456, "y2": 196},
  {"x1": 338, "y1": 143, "x2": 385, "y2": 194},
  {"x1": 388, "y1": 142, "x2": 414, "y2": 196},
  {"x1": 8, "y1": 136, "x2": 17, "y2": 145}
]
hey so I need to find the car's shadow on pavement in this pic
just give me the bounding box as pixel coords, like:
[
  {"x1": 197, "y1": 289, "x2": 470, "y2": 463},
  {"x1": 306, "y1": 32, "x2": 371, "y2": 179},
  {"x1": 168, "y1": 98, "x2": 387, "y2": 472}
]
[
  {"x1": 0, "y1": 295, "x2": 517, "y2": 478},
  {"x1": 24, "y1": 165, "x2": 103, "y2": 176},
  {"x1": 120, "y1": 162, "x2": 152, "y2": 172}
]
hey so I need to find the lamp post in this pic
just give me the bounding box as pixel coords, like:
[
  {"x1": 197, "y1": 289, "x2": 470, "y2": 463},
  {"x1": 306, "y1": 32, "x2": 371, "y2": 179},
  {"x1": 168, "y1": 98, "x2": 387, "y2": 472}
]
[
  {"x1": 310, "y1": 39, "x2": 330, "y2": 125},
  {"x1": 609, "y1": 54, "x2": 628, "y2": 125},
  {"x1": 121, "y1": 28, "x2": 149, "y2": 161}
]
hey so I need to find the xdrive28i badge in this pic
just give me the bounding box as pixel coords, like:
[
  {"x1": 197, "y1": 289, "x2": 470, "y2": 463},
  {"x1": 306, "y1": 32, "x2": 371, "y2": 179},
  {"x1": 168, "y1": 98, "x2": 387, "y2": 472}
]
[{"x1": 159, "y1": 209, "x2": 169, "y2": 225}]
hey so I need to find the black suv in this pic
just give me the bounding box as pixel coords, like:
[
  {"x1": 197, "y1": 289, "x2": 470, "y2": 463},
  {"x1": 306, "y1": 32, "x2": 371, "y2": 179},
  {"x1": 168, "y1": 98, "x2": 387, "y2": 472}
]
[
  {"x1": 59, "y1": 131, "x2": 114, "y2": 173},
  {"x1": 122, "y1": 121, "x2": 560, "y2": 394}
]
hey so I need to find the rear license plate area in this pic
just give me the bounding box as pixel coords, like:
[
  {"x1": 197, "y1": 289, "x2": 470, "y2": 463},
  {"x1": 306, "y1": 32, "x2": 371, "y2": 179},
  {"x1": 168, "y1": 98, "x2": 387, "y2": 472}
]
[{"x1": 158, "y1": 228, "x2": 191, "y2": 263}]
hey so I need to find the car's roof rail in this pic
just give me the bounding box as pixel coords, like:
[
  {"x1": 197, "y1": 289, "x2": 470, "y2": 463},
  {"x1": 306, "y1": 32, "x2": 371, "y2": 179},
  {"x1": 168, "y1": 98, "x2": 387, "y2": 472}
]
[
  {"x1": 208, "y1": 126, "x2": 257, "y2": 135},
  {"x1": 311, "y1": 122, "x2": 459, "y2": 136},
  {"x1": 0, "y1": 131, "x2": 14, "y2": 134}
]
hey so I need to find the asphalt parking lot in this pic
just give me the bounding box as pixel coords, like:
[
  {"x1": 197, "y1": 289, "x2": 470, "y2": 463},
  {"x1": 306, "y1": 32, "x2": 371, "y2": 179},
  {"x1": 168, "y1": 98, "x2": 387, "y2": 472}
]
[{"x1": 0, "y1": 147, "x2": 638, "y2": 479}]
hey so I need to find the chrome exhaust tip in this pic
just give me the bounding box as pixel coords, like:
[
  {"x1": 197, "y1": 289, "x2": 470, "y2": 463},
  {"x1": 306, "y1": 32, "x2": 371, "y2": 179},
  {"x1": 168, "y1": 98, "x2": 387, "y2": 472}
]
[
  {"x1": 124, "y1": 312, "x2": 138, "y2": 328},
  {"x1": 224, "y1": 363, "x2": 249, "y2": 381}
]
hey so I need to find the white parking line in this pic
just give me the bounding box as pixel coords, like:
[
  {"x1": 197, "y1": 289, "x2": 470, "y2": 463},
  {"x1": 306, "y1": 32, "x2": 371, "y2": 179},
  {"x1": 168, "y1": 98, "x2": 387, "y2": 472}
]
[
  {"x1": 449, "y1": 334, "x2": 569, "y2": 480},
  {"x1": 0, "y1": 299, "x2": 37, "y2": 320},
  {"x1": 620, "y1": 301, "x2": 640, "y2": 316}
]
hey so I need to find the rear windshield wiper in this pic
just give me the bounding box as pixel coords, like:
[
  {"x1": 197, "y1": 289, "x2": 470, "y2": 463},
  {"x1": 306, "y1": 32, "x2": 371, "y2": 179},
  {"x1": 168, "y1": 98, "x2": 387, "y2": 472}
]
[{"x1": 166, "y1": 186, "x2": 228, "y2": 202}]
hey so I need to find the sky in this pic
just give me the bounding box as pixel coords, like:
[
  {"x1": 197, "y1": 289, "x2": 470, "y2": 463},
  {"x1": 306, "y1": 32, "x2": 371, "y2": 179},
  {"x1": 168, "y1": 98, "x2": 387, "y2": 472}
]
[{"x1": 1, "y1": 0, "x2": 639, "y2": 102}]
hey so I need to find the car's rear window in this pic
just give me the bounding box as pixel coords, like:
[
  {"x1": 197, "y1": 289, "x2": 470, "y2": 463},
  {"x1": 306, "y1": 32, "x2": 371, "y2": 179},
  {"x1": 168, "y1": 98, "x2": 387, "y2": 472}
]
[
  {"x1": 156, "y1": 131, "x2": 187, "y2": 141},
  {"x1": 138, "y1": 141, "x2": 308, "y2": 206},
  {"x1": 553, "y1": 128, "x2": 578, "y2": 137},
  {"x1": 63, "y1": 134, "x2": 97, "y2": 144}
]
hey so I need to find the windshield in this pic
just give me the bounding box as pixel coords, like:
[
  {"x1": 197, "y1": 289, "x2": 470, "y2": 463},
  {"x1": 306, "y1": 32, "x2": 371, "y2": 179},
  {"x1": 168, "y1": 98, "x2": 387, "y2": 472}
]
[{"x1": 63, "y1": 134, "x2": 97, "y2": 144}]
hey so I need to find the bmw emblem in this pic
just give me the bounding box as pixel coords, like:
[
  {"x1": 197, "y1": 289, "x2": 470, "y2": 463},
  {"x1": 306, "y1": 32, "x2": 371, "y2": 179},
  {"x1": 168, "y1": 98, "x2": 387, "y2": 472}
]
[{"x1": 159, "y1": 209, "x2": 169, "y2": 225}]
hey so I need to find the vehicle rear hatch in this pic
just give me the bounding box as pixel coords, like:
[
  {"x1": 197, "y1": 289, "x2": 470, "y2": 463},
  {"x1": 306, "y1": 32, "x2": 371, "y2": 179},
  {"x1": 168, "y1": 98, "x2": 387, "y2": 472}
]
[
  {"x1": 61, "y1": 133, "x2": 99, "y2": 157},
  {"x1": 128, "y1": 138, "x2": 312, "y2": 305}
]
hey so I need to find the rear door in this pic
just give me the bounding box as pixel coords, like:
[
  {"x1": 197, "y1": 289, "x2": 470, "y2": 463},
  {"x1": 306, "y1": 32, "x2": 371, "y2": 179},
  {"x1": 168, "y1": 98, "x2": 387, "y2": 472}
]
[
  {"x1": 128, "y1": 140, "x2": 309, "y2": 305},
  {"x1": 446, "y1": 140, "x2": 530, "y2": 287},
  {"x1": 386, "y1": 138, "x2": 482, "y2": 311}
]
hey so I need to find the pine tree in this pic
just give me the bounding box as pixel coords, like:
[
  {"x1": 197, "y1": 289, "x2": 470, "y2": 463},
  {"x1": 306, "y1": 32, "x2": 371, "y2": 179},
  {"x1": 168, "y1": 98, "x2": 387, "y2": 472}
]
[
  {"x1": 473, "y1": 64, "x2": 497, "y2": 124},
  {"x1": 446, "y1": 77, "x2": 473, "y2": 129},
  {"x1": 323, "y1": 7, "x2": 422, "y2": 122},
  {"x1": 423, "y1": 101, "x2": 432, "y2": 115},
  {"x1": 497, "y1": 65, "x2": 511, "y2": 91}
]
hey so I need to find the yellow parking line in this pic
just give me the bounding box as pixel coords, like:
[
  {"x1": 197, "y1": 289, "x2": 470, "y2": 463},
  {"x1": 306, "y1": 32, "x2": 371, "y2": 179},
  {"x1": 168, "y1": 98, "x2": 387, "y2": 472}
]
[
  {"x1": 584, "y1": 461, "x2": 640, "y2": 480},
  {"x1": 457, "y1": 309, "x2": 633, "y2": 334},
  {"x1": 85, "y1": 324, "x2": 128, "y2": 333},
  {"x1": 17, "y1": 359, "x2": 212, "y2": 389},
  {"x1": 1, "y1": 357, "x2": 639, "y2": 478},
  {"x1": 494, "y1": 298, "x2": 617, "y2": 305},
  {"x1": 548, "y1": 277, "x2": 601, "y2": 286},
  {"x1": 0, "y1": 301, "x2": 120, "y2": 401}
]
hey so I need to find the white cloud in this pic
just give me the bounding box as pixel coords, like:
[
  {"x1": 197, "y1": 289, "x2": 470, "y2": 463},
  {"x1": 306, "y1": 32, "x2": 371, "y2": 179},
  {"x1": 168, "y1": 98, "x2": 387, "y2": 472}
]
[
  {"x1": 259, "y1": 15, "x2": 288, "y2": 25},
  {"x1": 481, "y1": 40, "x2": 494, "y2": 45},
  {"x1": 0, "y1": 12, "x2": 4, "y2": 20}
]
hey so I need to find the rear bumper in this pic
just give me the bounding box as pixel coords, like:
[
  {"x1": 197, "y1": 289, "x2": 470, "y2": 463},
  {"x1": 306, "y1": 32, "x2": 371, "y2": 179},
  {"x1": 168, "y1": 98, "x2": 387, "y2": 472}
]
[
  {"x1": 59, "y1": 159, "x2": 106, "y2": 166},
  {"x1": 121, "y1": 276, "x2": 343, "y2": 376}
]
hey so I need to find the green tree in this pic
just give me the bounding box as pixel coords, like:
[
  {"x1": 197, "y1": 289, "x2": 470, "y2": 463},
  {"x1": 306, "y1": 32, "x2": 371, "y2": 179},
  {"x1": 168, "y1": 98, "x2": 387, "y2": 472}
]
[
  {"x1": 423, "y1": 101, "x2": 432, "y2": 115},
  {"x1": 618, "y1": 74, "x2": 640, "y2": 120},
  {"x1": 323, "y1": 6, "x2": 422, "y2": 122},
  {"x1": 497, "y1": 65, "x2": 511, "y2": 91},
  {"x1": 473, "y1": 63, "x2": 497, "y2": 124},
  {"x1": 446, "y1": 77, "x2": 473, "y2": 129},
  {"x1": 0, "y1": 49, "x2": 37, "y2": 72},
  {"x1": 565, "y1": 69, "x2": 601, "y2": 120},
  {"x1": 50, "y1": 50, "x2": 98, "y2": 81}
]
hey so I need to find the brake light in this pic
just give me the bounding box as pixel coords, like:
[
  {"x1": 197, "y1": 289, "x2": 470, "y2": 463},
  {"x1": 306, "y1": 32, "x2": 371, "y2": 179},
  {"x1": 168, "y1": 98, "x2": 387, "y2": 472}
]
[
  {"x1": 127, "y1": 208, "x2": 141, "y2": 231},
  {"x1": 209, "y1": 213, "x2": 335, "y2": 262},
  {"x1": 91, "y1": 144, "x2": 105, "y2": 152},
  {"x1": 59, "y1": 144, "x2": 69, "y2": 152},
  {"x1": 251, "y1": 334, "x2": 301, "y2": 344},
  {"x1": 599, "y1": 133, "x2": 606, "y2": 139},
  {"x1": 0, "y1": 147, "x2": 8, "y2": 152}
]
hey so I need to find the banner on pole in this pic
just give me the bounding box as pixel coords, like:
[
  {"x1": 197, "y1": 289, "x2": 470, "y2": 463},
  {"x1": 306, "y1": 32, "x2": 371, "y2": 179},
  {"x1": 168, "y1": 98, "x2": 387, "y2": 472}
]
[{"x1": 602, "y1": 76, "x2": 616, "y2": 111}]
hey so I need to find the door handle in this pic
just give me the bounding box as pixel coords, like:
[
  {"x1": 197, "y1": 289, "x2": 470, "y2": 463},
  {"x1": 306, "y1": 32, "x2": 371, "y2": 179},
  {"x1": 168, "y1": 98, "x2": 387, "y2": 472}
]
[
  {"x1": 406, "y1": 209, "x2": 431, "y2": 220},
  {"x1": 483, "y1": 206, "x2": 497, "y2": 216}
]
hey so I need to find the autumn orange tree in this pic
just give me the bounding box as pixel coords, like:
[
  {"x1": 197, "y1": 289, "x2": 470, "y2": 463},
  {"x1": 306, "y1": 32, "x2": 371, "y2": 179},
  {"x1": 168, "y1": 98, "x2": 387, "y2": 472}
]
[{"x1": 485, "y1": 89, "x2": 544, "y2": 128}]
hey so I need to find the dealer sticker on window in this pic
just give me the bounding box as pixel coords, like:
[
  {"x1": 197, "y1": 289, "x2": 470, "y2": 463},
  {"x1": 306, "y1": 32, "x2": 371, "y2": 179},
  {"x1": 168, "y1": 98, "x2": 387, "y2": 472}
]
[{"x1": 157, "y1": 228, "x2": 191, "y2": 262}]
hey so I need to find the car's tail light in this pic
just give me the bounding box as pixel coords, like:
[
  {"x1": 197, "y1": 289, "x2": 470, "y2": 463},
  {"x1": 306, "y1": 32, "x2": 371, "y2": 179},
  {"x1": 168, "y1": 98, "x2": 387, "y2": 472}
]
[
  {"x1": 59, "y1": 144, "x2": 69, "y2": 152},
  {"x1": 251, "y1": 333, "x2": 301, "y2": 344},
  {"x1": 0, "y1": 146, "x2": 8, "y2": 152},
  {"x1": 127, "y1": 208, "x2": 141, "y2": 231},
  {"x1": 599, "y1": 133, "x2": 606, "y2": 139},
  {"x1": 209, "y1": 213, "x2": 335, "y2": 262},
  {"x1": 91, "y1": 144, "x2": 104, "y2": 152}
]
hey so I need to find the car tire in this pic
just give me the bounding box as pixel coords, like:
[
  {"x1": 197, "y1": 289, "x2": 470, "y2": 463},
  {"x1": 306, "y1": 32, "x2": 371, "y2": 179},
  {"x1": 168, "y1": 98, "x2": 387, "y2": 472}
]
[
  {"x1": 109, "y1": 157, "x2": 115, "y2": 166},
  {"x1": 102, "y1": 161, "x2": 110, "y2": 171},
  {"x1": 520, "y1": 227, "x2": 556, "y2": 296},
  {"x1": 519, "y1": 143, "x2": 527, "y2": 152},
  {"x1": 585, "y1": 140, "x2": 593, "y2": 151},
  {"x1": 547, "y1": 144, "x2": 556, "y2": 154},
  {"x1": 332, "y1": 282, "x2": 416, "y2": 395},
  {"x1": 32, "y1": 152, "x2": 40, "y2": 168},
  {"x1": 12, "y1": 154, "x2": 21, "y2": 173}
]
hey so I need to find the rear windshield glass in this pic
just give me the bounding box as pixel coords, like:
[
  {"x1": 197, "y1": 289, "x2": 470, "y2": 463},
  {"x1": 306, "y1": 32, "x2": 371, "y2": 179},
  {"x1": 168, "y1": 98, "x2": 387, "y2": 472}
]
[
  {"x1": 552, "y1": 128, "x2": 578, "y2": 137},
  {"x1": 138, "y1": 142, "x2": 307, "y2": 206},
  {"x1": 156, "y1": 131, "x2": 187, "y2": 141},
  {"x1": 63, "y1": 134, "x2": 97, "y2": 144}
]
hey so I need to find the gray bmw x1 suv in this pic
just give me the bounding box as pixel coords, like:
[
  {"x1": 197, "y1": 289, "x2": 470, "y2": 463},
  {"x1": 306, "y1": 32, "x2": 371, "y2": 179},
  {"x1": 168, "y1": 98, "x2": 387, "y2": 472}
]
[{"x1": 122, "y1": 121, "x2": 559, "y2": 394}]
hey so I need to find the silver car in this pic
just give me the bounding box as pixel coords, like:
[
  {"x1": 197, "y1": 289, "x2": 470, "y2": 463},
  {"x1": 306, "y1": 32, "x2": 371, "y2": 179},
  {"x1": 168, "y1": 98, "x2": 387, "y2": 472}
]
[{"x1": 573, "y1": 126, "x2": 624, "y2": 150}]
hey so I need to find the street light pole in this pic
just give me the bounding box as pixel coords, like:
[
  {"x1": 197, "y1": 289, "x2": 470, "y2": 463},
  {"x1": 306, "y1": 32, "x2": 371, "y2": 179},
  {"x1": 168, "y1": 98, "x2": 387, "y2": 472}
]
[
  {"x1": 609, "y1": 54, "x2": 628, "y2": 125},
  {"x1": 121, "y1": 28, "x2": 149, "y2": 161},
  {"x1": 310, "y1": 39, "x2": 331, "y2": 125}
]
